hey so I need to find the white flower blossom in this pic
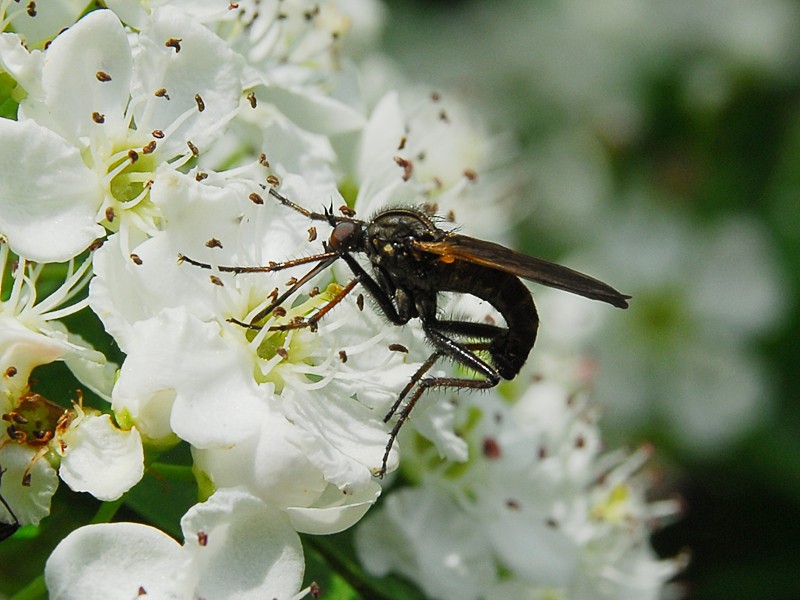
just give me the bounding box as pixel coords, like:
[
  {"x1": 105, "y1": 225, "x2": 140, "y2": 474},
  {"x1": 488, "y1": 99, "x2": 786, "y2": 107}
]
[
  {"x1": 90, "y1": 167, "x2": 414, "y2": 529},
  {"x1": 0, "y1": 8, "x2": 244, "y2": 261},
  {"x1": 45, "y1": 488, "x2": 308, "y2": 600},
  {"x1": 0, "y1": 240, "x2": 142, "y2": 514},
  {"x1": 356, "y1": 365, "x2": 685, "y2": 599},
  {"x1": 0, "y1": 0, "x2": 85, "y2": 49},
  {"x1": 537, "y1": 204, "x2": 787, "y2": 453}
]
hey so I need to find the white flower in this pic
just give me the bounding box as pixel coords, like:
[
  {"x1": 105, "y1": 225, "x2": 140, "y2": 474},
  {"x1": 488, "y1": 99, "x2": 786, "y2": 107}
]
[
  {"x1": 0, "y1": 241, "x2": 142, "y2": 503},
  {"x1": 541, "y1": 205, "x2": 787, "y2": 454},
  {"x1": 353, "y1": 91, "x2": 518, "y2": 242},
  {"x1": 0, "y1": 0, "x2": 85, "y2": 48},
  {"x1": 45, "y1": 488, "x2": 307, "y2": 600},
  {"x1": 90, "y1": 168, "x2": 414, "y2": 529},
  {"x1": 355, "y1": 370, "x2": 685, "y2": 599},
  {"x1": 0, "y1": 443, "x2": 58, "y2": 528},
  {"x1": 0, "y1": 8, "x2": 244, "y2": 262}
]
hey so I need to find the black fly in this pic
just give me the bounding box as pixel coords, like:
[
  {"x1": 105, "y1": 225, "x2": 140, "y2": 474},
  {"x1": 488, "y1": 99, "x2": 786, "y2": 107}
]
[{"x1": 180, "y1": 187, "x2": 630, "y2": 476}]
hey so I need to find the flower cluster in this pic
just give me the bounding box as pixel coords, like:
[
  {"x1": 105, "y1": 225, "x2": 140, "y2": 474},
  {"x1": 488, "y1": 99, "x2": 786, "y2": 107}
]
[{"x1": 0, "y1": 2, "x2": 680, "y2": 598}]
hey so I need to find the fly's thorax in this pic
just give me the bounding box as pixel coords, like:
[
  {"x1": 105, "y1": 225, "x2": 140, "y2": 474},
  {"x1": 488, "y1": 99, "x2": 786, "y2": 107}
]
[{"x1": 365, "y1": 208, "x2": 444, "y2": 272}]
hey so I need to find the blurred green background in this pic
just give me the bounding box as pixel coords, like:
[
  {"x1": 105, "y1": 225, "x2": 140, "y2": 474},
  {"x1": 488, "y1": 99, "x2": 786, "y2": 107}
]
[{"x1": 380, "y1": 0, "x2": 800, "y2": 598}]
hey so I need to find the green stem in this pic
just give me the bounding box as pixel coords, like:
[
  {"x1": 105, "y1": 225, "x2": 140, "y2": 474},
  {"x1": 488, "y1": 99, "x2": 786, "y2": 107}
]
[
  {"x1": 10, "y1": 574, "x2": 46, "y2": 600},
  {"x1": 91, "y1": 497, "x2": 124, "y2": 524}
]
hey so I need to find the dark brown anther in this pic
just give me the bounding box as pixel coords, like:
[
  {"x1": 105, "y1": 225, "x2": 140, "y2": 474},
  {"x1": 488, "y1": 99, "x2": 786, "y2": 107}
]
[
  {"x1": 397, "y1": 135, "x2": 407, "y2": 150},
  {"x1": 339, "y1": 205, "x2": 356, "y2": 217},
  {"x1": 187, "y1": 140, "x2": 199, "y2": 156},
  {"x1": 248, "y1": 192, "x2": 264, "y2": 205},
  {"x1": 307, "y1": 227, "x2": 317, "y2": 242},
  {"x1": 247, "y1": 91, "x2": 257, "y2": 108},
  {"x1": 128, "y1": 149, "x2": 139, "y2": 163},
  {"x1": 91, "y1": 113, "x2": 104, "y2": 125},
  {"x1": 194, "y1": 94, "x2": 205, "y2": 112},
  {"x1": 137, "y1": 586, "x2": 147, "y2": 595},
  {"x1": 197, "y1": 531, "x2": 208, "y2": 546},
  {"x1": 285, "y1": 277, "x2": 298, "y2": 286},
  {"x1": 96, "y1": 71, "x2": 112, "y2": 82},
  {"x1": 4, "y1": 366, "x2": 17, "y2": 378},
  {"x1": 142, "y1": 140, "x2": 157, "y2": 154},
  {"x1": 154, "y1": 88, "x2": 170, "y2": 100},
  {"x1": 393, "y1": 156, "x2": 413, "y2": 181},
  {"x1": 105, "y1": 207, "x2": 115, "y2": 223},
  {"x1": 438, "y1": 109, "x2": 449, "y2": 123},
  {"x1": 310, "y1": 581, "x2": 321, "y2": 598},
  {"x1": 482, "y1": 437, "x2": 501, "y2": 459},
  {"x1": 430, "y1": 91, "x2": 441, "y2": 102},
  {"x1": 130, "y1": 253, "x2": 143, "y2": 265},
  {"x1": 575, "y1": 436, "x2": 585, "y2": 449},
  {"x1": 272, "y1": 306, "x2": 287, "y2": 318},
  {"x1": 266, "y1": 174, "x2": 280, "y2": 186},
  {"x1": 22, "y1": 472, "x2": 31, "y2": 487},
  {"x1": 268, "y1": 288, "x2": 279, "y2": 302},
  {"x1": 229, "y1": 2, "x2": 240, "y2": 9},
  {"x1": 26, "y1": 1, "x2": 36, "y2": 17},
  {"x1": 205, "y1": 238, "x2": 223, "y2": 249},
  {"x1": 309, "y1": 286, "x2": 320, "y2": 297},
  {"x1": 276, "y1": 347, "x2": 289, "y2": 359},
  {"x1": 209, "y1": 275, "x2": 223, "y2": 287},
  {"x1": 87, "y1": 238, "x2": 105, "y2": 251},
  {"x1": 464, "y1": 168, "x2": 478, "y2": 182},
  {"x1": 388, "y1": 343, "x2": 408, "y2": 353},
  {"x1": 538, "y1": 446, "x2": 547, "y2": 459},
  {"x1": 506, "y1": 499, "x2": 522, "y2": 510},
  {"x1": 338, "y1": 350, "x2": 348, "y2": 363},
  {"x1": 165, "y1": 38, "x2": 182, "y2": 52},
  {"x1": 356, "y1": 294, "x2": 364, "y2": 311},
  {"x1": 446, "y1": 210, "x2": 456, "y2": 222},
  {"x1": 152, "y1": 129, "x2": 165, "y2": 139},
  {"x1": 258, "y1": 152, "x2": 269, "y2": 167},
  {"x1": 195, "y1": 172, "x2": 208, "y2": 181}
]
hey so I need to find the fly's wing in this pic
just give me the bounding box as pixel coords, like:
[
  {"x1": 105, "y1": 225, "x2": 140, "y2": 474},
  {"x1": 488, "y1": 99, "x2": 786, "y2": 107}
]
[{"x1": 413, "y1": 235, "x2": 630, "y2": 309}]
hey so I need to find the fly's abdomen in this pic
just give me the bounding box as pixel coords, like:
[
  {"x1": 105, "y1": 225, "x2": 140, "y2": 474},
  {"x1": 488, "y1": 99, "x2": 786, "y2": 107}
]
[{"x1": 439, "y1": 262, "x2": 538, "y2": 380}]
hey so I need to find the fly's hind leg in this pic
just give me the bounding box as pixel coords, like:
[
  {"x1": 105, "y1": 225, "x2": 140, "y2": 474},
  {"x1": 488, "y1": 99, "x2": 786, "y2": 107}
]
[{"x1": 378, "y1": 323, "x2": 502, "y2": 477}]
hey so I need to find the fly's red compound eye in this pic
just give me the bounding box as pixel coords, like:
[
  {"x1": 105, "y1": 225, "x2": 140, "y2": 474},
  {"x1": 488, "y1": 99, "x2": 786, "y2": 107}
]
[{"x1": 330, "y1": 221, "x2": 357, "y2": 251}]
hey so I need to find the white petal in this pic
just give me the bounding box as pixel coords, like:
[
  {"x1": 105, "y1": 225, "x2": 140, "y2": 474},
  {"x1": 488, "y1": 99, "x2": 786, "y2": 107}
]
[
  {"x1": 355, "y1": 487, "x2": 496, "y2": 600},
  {"x1": 181, "y1": 489, "x2": 304, "y2": 600},
  {"x1": 356, "y1": 91, "x2": 405, "y2": 189},
  {"x1": 45, "y1": 522, "x2": 189, "y2": 600},
  {"x1": 286, "y1": 481, "x2": 381, "y2": 535},
  {"x1": 59, "y1": 414, "x2": 144, "y2": 501},
  {"x1": 0, "y1": 316, "x2": 73, "y2": 396},
  {"x1": 258, "y1": 85, "x2": 366, "y2": 135},
  {"x1": 0, "y1": 444, "x2": 59, "y2": 526},
  {"x1": 0, "y1": 33, "x2": 44, "y2": 98},
  {"x1": 283, "y1": 388, "x2": 394, "y2": 489},
  {"x1": 7, "y1": 0, "x2": 85, "y2": 49},
  {"x1": 38, "y1": 9, "x2": 133, "y2": 143},
  {"x1": 135, "y1": 7, "x2": 245, "y2": 156},
  {"x1": 0, "y1": 119, "x2": 104, "y2": 262},
  {"x1": 62, "y1": 332, "x2": 118, "y2": 402},
  {"x1": 112, "y1": 307, "x2": 264, "y2": 447},
  {"x1": 193, "y1": 411, "x2": 328, "y2": 510}
]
